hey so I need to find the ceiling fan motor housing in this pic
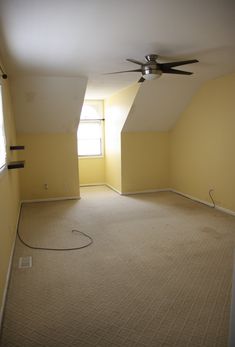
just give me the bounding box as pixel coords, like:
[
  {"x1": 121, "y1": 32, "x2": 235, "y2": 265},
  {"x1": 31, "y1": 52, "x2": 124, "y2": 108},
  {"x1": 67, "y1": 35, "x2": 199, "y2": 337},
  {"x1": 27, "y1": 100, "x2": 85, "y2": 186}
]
[{"x1": 143, "y1": 55, "x2": 162, "y2": 79}]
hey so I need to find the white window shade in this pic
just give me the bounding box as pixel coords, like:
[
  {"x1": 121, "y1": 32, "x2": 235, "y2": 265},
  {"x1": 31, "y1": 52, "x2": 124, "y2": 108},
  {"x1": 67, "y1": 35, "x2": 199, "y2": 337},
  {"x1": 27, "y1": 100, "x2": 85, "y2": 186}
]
[{"x1": 0, "y1": 85, "x2": 6, "y2": 170}]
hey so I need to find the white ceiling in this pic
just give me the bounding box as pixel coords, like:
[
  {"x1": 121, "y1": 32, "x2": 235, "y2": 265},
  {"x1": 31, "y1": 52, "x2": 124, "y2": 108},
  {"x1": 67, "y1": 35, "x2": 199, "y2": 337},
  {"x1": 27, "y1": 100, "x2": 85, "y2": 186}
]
[{"x1": 0, "y1": 0, "x2": 235, "y2": 100}]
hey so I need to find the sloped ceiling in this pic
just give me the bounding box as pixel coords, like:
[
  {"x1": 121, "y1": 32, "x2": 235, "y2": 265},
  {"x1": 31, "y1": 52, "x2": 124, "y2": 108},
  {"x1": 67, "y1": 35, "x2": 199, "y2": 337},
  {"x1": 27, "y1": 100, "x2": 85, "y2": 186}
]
[
  {"x1": 0, "y1": 0, "x2": 235, "y2": 131},
  {"x1": 123, "y1": 77, "x2": 201, "y2": 132},
  {"x1": 10, "y1": 76, "x2": 87, "y2": 133}
]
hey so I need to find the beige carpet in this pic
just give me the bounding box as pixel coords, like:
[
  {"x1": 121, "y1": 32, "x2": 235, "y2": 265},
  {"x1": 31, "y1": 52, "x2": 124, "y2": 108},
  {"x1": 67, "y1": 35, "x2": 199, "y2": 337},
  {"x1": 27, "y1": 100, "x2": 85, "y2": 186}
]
[{"x1": 1, "y1": 186, "x2": 235, "y2": 347}]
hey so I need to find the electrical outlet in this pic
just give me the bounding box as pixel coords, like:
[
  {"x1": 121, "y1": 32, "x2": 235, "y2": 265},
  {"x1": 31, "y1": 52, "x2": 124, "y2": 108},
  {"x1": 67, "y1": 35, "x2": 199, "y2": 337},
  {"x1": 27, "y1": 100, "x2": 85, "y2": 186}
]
[{"x1": 44, "y1": 183, "x2": 48, "y2": 190}]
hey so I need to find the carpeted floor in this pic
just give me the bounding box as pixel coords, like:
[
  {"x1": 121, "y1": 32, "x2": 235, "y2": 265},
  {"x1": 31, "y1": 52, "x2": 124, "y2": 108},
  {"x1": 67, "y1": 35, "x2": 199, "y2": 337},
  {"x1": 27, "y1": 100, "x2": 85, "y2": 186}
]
[{"x1": 1, "y1": 186, "x2": 235, "y2": 347}]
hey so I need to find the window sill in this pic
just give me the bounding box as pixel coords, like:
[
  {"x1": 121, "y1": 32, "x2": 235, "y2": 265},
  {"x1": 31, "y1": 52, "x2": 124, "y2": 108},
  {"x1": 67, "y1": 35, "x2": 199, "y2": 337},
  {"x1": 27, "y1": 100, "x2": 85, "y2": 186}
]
[{"x1": 78, "y1": 155, "x2": 104, "y2": 159}]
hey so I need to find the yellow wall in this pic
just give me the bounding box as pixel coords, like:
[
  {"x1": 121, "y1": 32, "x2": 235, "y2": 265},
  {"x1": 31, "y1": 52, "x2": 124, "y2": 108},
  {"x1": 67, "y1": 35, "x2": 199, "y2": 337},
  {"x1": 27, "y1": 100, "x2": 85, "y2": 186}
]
[
  {"x1": 17, "y1": 133, "x2": 80, "y2": 200},
  {"x1": 79, "y1": 157, "x2": 105, "y2": 185},
  {"x1": 170, "y1": 73, "x2": 235, "y2": 212},
  {"x1": 0, "y1": 79, "x2": 20, "y2": 315},
  {"x1": 105, "y1": 83, "x2": 140, "y2": 192},
  {"x1": 121, "y1": 132, "x2": 170, "y2": 193}
]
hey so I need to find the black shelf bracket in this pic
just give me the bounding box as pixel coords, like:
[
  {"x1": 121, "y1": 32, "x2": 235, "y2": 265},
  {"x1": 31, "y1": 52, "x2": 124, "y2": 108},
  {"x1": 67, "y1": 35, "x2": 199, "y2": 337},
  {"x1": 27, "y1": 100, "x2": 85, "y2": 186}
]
[
  {"x1": 10, "y1": 145, "x2": 25, "y2": 150},
  {"x1": 7, "y1": 161, "x2": 25, "y2": 170}
]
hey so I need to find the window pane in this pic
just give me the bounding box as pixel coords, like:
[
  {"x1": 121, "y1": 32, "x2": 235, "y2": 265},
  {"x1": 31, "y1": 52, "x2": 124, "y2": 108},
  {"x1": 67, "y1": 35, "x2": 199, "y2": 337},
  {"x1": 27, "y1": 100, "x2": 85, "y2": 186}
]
[
  {"x1": 0, "y1": 86, "x2": 6, "y2": 170},
  {"x1": 77, "y1": 120, "x2": 103, "y2": 156},
  {"x1": 78, "y1": 122, "x2": 101, "y2": 139},
  {"x1": 78, "y1": 139, "x2": 101, "y2": 156}
]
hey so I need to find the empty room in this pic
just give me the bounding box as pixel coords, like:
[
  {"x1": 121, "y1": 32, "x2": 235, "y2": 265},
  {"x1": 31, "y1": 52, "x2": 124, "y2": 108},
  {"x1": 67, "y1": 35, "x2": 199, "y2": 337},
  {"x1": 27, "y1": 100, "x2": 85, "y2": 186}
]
[{"x1": 0, "y1": 1, "x2": 235, "y2": 346}]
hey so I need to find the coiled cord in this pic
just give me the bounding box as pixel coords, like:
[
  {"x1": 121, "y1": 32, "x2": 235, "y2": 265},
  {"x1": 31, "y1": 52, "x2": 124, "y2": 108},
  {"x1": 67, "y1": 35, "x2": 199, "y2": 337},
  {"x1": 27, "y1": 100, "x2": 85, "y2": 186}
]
[{"x1": 17, "y1": 204, "x2": 93, "y2": 251}]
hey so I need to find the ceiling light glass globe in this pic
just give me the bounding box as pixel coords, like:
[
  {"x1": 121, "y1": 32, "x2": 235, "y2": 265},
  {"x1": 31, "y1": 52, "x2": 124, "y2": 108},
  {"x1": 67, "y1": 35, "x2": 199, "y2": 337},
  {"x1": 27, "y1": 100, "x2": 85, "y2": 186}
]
[{"x1": 143, "y1": 71, "x2": 162, "y2": 80}]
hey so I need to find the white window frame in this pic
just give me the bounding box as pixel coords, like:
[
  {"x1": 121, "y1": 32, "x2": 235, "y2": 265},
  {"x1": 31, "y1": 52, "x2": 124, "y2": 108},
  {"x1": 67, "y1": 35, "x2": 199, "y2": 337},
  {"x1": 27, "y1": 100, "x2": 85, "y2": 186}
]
[
  {"x1": 77, "y1": 100, "x2": 104, "y2": 158},
  {"x1": 0, "y1": 84, "x2": 7, "y2": 173}
]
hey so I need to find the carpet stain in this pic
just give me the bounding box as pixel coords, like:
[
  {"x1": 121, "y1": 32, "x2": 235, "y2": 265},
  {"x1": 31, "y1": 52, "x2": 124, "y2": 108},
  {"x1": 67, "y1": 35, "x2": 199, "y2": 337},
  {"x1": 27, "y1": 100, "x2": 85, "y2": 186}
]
[{"x1": 201, "y1": 226, "x2": 222, "y2": 239}]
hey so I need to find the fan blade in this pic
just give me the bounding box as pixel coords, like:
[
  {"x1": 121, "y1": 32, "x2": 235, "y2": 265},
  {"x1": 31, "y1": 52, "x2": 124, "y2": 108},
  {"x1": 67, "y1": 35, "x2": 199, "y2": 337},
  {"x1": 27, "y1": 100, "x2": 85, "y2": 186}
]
[
  {"x1": 126, "y1": 58, "x2": 143, "y2": 65},
  {"x1": 159, "y1": 59, "x2": 198, "y2": 70},
  {"x1": 138, "y1": 77, "x2": 145, "y2": 83},
  {"x1": 163, "y1": 68, "x2": 193, "y2": 75},
  {"x1": 104, "y1": 69, "x2": 142, "y2": 75}
]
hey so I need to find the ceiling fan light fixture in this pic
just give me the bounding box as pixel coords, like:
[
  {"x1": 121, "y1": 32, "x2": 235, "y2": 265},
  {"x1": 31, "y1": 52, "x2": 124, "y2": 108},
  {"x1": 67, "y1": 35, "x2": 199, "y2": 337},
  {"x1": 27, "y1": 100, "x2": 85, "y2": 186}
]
[
  {"x1": 143, "y1": 69, "x2": 162, "y2": 80},
  {"x1": 143, "y1": 72, "x2": 161, "y2": 80}
]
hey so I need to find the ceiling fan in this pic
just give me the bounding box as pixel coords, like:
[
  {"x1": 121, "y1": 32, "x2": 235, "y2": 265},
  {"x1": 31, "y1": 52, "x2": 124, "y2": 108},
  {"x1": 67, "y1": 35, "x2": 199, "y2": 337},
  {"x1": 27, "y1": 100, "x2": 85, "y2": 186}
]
[{"x1": 105, "y1": 54, "x2": 199, "y2": 83}]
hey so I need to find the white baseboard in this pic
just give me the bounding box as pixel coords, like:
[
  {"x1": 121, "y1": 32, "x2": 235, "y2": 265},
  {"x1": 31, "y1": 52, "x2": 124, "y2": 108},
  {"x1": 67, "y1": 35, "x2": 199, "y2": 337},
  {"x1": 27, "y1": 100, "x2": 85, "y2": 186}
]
[
  {"x1": 171, "y1": 189, "x2": 235, "y2": 217},
  {"x1": 80, "y1": 183, "x2": 105, "y2": 187},
  {"x1": 171, "y1": 189, "x2": 214, "y2": 208},
  {"x1": 106, "y1": 185, "x2": 171, "y2": 196},
  {"x1": 122, "y1": 188, "x2": 171, "y2": 196},
  {"x1": 105, "y1": 184, "x2": 122, "y2": 195},
  {"x1": 0, "y1": 202, "x2": 21, "y2": 330},
  {"x1": 21, "y1": 196, "x2": 80, "y2": 203},
  {"x1": 105, "y1": 185, "x2": 235, "y2": 217},
  {"x1": 215, "y1": 205, "x2": 235, "y2": 217},
  {"x1": 21, "y1": 189, "x2": 235, "y2": 217}
]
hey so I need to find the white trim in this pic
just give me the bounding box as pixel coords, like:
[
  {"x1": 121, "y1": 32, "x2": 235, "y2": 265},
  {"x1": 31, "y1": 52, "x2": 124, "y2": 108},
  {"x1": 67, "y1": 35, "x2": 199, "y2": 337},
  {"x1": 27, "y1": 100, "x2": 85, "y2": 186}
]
[
  {"x1": 21, "y1": 196, "x2": 80, "y2": 203},
  {"x1": 215, "y1": 205, "x2": 235, "y2": 217},
  {"x1": 0, "y1": 202, "x2": 21, "y2": 330},
  {"x1": 171, "y1": 189, "x2": 213, "y2": 207},
  {"x1": 105, "y1": 184, "x2": 122, "y2": 195},
  {"x1": 78, "y1": 155, "x2": 104, "y2": 159},
  {"x1": 122, "y1": 188, "x2": 171, "y2": 196},
  {"x1": 82, "y1": 185, "x2": 235, "y2": 216},
  {"x1": 80, "y1": 183, "x2": 105, "y2": 187},
  {"x1": 106, "y1": 186, "x2": 171, "y2": 197},
  {"x1": 171, "y1": 189, "x2": 235, "y2": 217}
]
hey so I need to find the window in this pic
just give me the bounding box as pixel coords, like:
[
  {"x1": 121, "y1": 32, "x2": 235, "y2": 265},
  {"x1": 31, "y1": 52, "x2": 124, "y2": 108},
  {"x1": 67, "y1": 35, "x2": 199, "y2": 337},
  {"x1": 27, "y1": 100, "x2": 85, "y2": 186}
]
[
  {"x1": 77, "y1": 100, "x2": 104, "y2": 157},
  {"x1": 0, "y1": 85, "x2": 6, "y2": 171}
]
